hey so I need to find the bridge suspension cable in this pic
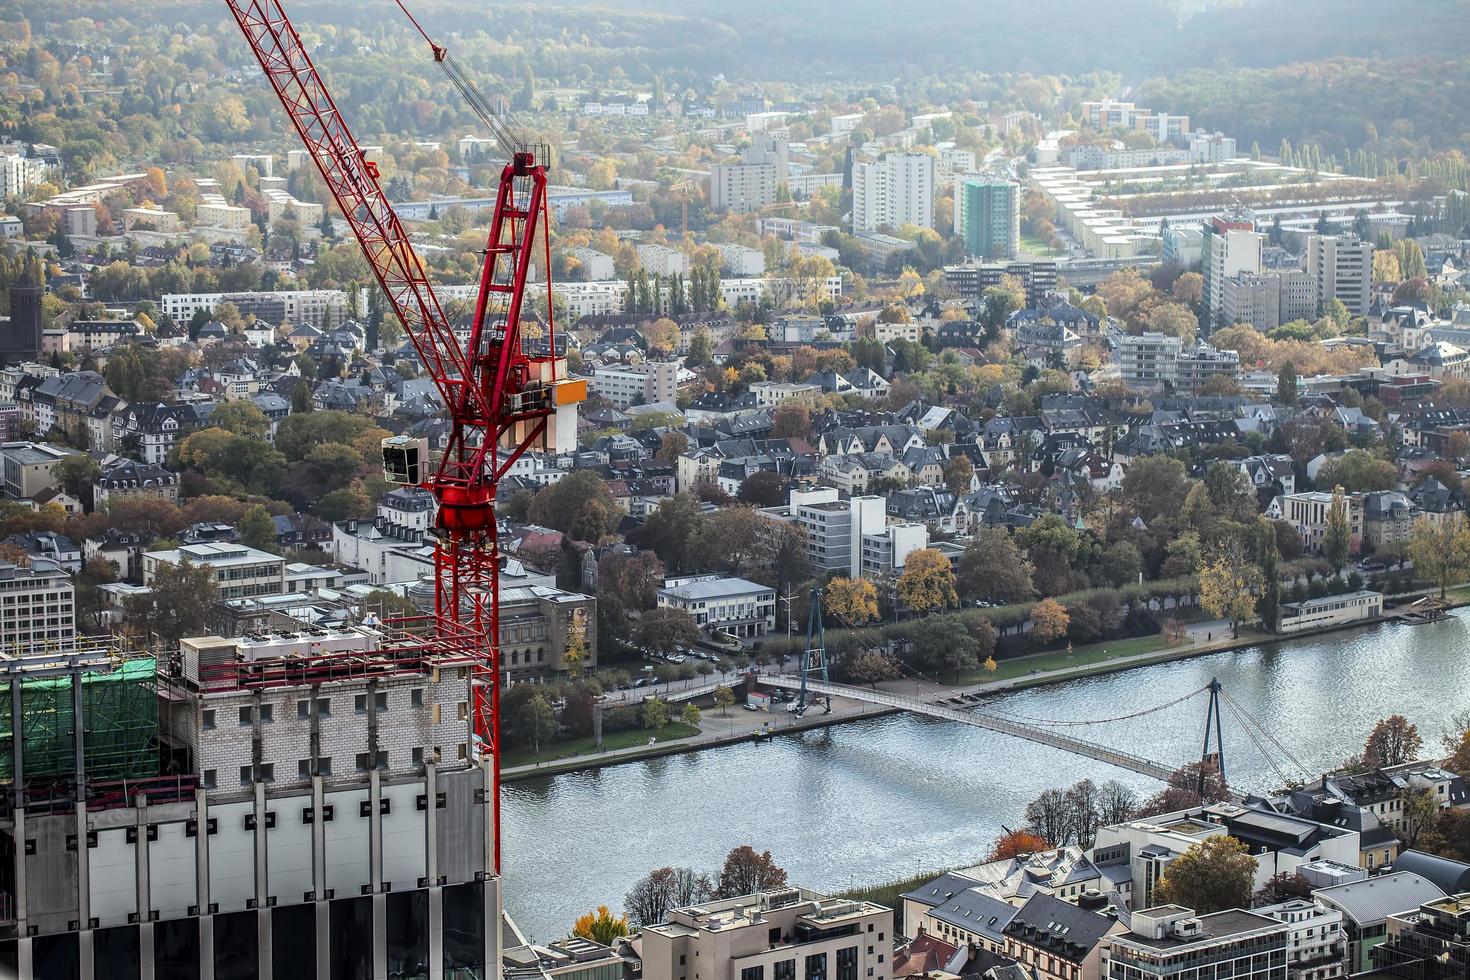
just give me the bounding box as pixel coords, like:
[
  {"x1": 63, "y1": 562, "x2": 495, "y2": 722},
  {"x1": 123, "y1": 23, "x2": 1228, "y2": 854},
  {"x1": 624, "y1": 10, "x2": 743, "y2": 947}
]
[{"x1": 1219, "y1": 689, "x2": 1315, "y2": 782}]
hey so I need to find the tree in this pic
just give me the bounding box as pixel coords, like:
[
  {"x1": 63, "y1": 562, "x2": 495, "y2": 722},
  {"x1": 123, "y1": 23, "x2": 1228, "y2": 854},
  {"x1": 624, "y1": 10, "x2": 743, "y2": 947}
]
[
  {"x1": 680, "y1": 702, "x2": 702, "y2": 728},
  {"x1": 573, "y1": 906, "x2": 629, "y2": 945},
  {"x1": 1276, "y1": 362, "x2": 1298, "y2": 405},
  {"x1": 122, "y1": 558, "x2": 218, "y2": 646},
  {"x1": 529, "y1": 470, "x2": 617, "y2": 543},
  {"x1": 988, "y1": 829, "x2": 1052, "y2": 860},
  {"x1": 771, "y1": 404, "x2": 812, "y2": 440},
  {"x1": 239, "y1": 504, "x2": 278, "y2": 552},
  {"x1": 1199, "y1": 540, "x2": 1264, "y2": 638},
  {"x1": 639, "y1": 494, "x2": 703, "y2": 572},
  {"x1": 1097, "y1": 780, "x2": 1139, "y2": 825},
  {"x1": 1025, "y1": 788, "x2": 1070, "y2": 845},
  {"x1": 1363, "y1": 715, "x2": 1422, "y2": 767},
  {"x1": 641, "y1": 697, "x2": 670, "y2": 731},
  {"x1": 1315, "y1": 450, "x2": 1397, "y2": 494},
  {"x1": 656, "y1": 431, "x2": 689, "y2": 463},
  {"x1": 848, "y1": 653, "x2": 899, "y2": 688},
  {"x1": 944, "y1": 454, "x2": 975, "y2": 495},
  {"x1": 515, "y1": 693, "x2": 557, "y2": 753},
  {"x1": 1121, "y1": 456, "x2": 1192, "y2": 525},
  {"x1": 1152, "y1": 836, "x2": 1257, "y2": 914},
  {"x1": 210, "y1": 401, "x2": 270, "y2": 440},
  {"x1": 737, "y1": 470, "x2": 786, "y2": 507},
  {"x1": 564, "y1": 621, "x2": 589, "y2": 679},
  {"x1": 624, "y1": 867, "x2": 713, "y2": 928},
  {"x1": 825, "y1": 578, "x2": 879, "y2": 625},
  {"x1": 1030, "y1": 598, "x2": 1070, "y2": 646},
  {"x1": 958, "y1": 528, "x2": 1038, "y2": 605},
  {"x1": 896, "y1": 548, "x2": 957, "y2": 613},
  {"x1": 633, "y1": 608, "x2": 702, "y2": 657},
  {"x1": 1323, "y1": 485, "x2": 1351, "y2": 571},
  {"x1": 1254, "y1": 873, "x2": 1314, "y2": 906},
  {"x1": 52, "y1": 453, "x2": 100, "y2": 507},
  {"x1": 713, "y1": 686, "x2": 735, "y2": 716},
  {"x1": 717, "y1": 846, "x2": 787, "y2": 898},
  {"x1": 1401, "y1": 787, "x2": 1439, "y2": 848},
  {"x1": 1408, "y1": 514, "x2": 1470, "y2": 599}
]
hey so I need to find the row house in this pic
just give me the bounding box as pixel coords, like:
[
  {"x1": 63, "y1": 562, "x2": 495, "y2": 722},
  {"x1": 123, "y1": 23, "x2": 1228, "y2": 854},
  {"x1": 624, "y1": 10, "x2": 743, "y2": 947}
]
[
  {"x1": 886, "y1": 487, "x2": 969, "y2": 534},
  {"x1": 23, "y1": 372, "x2": 109, "y2": 443},
  {"x1": 94, "y1": 458, "x2": 179, "y2": 509},
  {"x1": 818, "y1": 452, "x2": 908, "y2": 494},
  {"x1": 817, "y1": 424, "x2": 926, "y2": 458}
]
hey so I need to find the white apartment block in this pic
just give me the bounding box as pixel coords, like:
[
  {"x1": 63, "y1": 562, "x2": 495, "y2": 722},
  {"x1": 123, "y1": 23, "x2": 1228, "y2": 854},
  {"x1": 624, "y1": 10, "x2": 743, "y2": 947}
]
[
  {"x1": 161, "y1": 289, "x2": 353, "y2": 329},
  {"x1": 1221, "y1": 272, "x2": 1318, "y2": 330},
  {"x1": 716, "y1": 242, "x2": 766, "y2": 276},
  {"x1": 556, "y1": 280, "x2": 634, "y2": 318},
  {"x1": 1116, "y1": 332, "x2": 1183, "y2": 390},
  {"x1": 643, "y1": 889, "x2": 892, "y2": 980},
  {"x1": 590, "y1": 360, "x2": 682, "y2": 409},
  {"x1": 1308, "y1": 235, "x2": 1373, "y2": 317},
  {"x1": 1, "y1": 154, "x2": 49, "y2": 198},
  {"x1": 0, "y1": 559, "x2": 75, "y2": 653},
  {"x1": 788, "y1": 488, "x2": 887, "y2": 579},
  {"x1": 122, "y1": 206, "x2": 181, "y2": 233},
  {"x1": 638, "y1": 243, "x2": 690, "y2": 277},
  {"x1": 851, "y1": 154, "x2": 935, "y2": 233},
  {"x1": 196, "y1": 196, "x2": 253, "y2": 232},
  {"x1": 264, "y1": 188, "x2": 324, "y2": 225},
  {"x1": 1257, "y1": 899, "x2": 1346, "y2": 980},
  {"x1": 565, "y1": 246, "x2": 616, "y2": 281},
  {"x1": 1203, "y1": 220, "x2": 1264, "y2": 318},
  {"x1": 144, "y1": 542, "x2": 288, "y2": 600},
  {"x1": 711, "y1": 162, "x2": 778, "y2": 213}
]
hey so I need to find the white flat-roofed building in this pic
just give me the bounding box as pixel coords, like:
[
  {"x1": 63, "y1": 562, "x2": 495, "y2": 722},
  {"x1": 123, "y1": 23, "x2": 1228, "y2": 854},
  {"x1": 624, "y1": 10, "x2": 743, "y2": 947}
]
[
  {"x1": 657, "y1": 575, "x2": 776, "y2": 638},
  {"x1": 1256, "y1": 899, "x2": 1345, "y2": 980},
  {"x1": 642, "y1": 889, "x2": 892, "y2": 980},
  {"x1": 1103, "y1": 907, "x2": 1289, "y2": 980},
  {"x1": 143, "y1": 542, "x2": 287, "y2": 599},
  {"x1": 637, "y1": 243, "x2": 690, "y2": 277},
  {"x1": 566, "y1": 246, "x2": 616, "y2": 281},
  {"x1": 0, "y1": 559, "x2": 74, "y2": 652}
]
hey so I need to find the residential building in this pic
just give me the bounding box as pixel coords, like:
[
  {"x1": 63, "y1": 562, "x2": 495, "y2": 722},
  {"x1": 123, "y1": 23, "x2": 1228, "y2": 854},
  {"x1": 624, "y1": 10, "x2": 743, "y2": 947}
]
[
  {"x1": 1221, "y1": 273, "x2": 1284, "y2": 331},
  {"x1": 1101, "y1": 907, "x2": 1288, "y2": 980},
  {"x1": 143, "y1": 542, "x2": 288, "y2": 600},
  {"x1": 112, "y1": 402, "x2": 194, "y2": 465},
  {"x1": 1115, "y1": 333, "x2": 1182, "y2": 390},
  {"x1": 590, "y1": 360, "x2": 683, "y2": 409},
  {"x1": 566, "y1": 246, "x2": 616, "y2": 280},
  {"x1": 638, "y1": 243, "x2": 689, "y2": 277},
  {"x1": 1189, "y1": 133, "x2": 1238, "y2": 163},
  {"x1": 955, "y1": 179, "x2": 1019, "y2": 259},
  {"x1": 94, "y1": 458, "x2": 180, "y2": 509},
  {"x1": 0, "y1": 559, "x2": 75, "y2": 652},
  {"x1": 1003, "y1": 893, "x2": 1123, "y2": 980},
  {"x1": 1361, "y1": 491, "x2": 1417, "y2": 549},
  {"x1": 656, "y1": 574, "x2": 777, "y2": 639},
  {"x1": 944, "y1": 262, "x2": 1058, "y2": 309},
  {"x1": 1162, "y1": 226, "x2": 1204, "y2": 270},
  {"x1": 860, "y1": 523, "x2": 929, "y2": 576},
  {"x1": 160, "y1": 289, "x2": 356, "y2": 330},
  {"x1": 852, "y1": 154, "x2": 935, "y2": 233},
  {"x1": 710, "y1": 134, "x2": 789, "y2": 213},
  {"x1": 1313, "y1": 872, "x2": 1446, "y2": 973},
  {"x1": 1202, "y1": 214, "x2": 1264, "y2": 327},
  {"x1": 0, "y1": 273, "x2": 43, "y2": 360},
  {"x1": 1255, "y1": 900, "x2": 1345, "y2": 980},
  {"x1": 0, "y1": 153, "x2": 48, "y2": 198},
  {"x1": 1307, "y1": 236, "x2": 1373, "y2": 318},
  {"x1": 914, "y1": 887, "x2": 1018, "y2": 954},
  {"x1": 1173, "y1": 342, "x2": 1241, "y2": 394},
  {"x1": 641, "y1": 888, "x2": 892, "y2": 980},
  {"x1": 784, "y1": 488, "x2": 888, "y2": 579}
]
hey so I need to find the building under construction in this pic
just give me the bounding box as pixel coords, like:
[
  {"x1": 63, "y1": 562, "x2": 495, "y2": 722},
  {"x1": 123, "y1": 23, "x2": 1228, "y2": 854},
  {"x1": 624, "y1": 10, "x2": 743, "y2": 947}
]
[{"x1": 0, "y1": 618, "x2": 500, "y2": 979}]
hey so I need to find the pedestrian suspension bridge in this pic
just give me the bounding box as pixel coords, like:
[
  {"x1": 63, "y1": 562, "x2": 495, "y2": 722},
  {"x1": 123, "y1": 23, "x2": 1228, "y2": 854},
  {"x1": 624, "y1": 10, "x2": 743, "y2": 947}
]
[{"x1": 755, "y1": 588, "x2": 1316, "y2": 791}]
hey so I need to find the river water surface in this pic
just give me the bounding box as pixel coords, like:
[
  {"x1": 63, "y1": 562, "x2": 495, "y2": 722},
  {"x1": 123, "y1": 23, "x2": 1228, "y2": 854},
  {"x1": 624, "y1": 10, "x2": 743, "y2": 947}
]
[{"x1": 501, "y1": 612, "x2": 1470, "y2": 940}]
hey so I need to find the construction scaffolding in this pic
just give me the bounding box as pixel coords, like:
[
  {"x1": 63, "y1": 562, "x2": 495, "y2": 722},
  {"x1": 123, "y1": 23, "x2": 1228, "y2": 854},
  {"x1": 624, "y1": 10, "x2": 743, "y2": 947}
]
[{"x1": 0, "y1": 640, "x2": 161, "y2": 790}]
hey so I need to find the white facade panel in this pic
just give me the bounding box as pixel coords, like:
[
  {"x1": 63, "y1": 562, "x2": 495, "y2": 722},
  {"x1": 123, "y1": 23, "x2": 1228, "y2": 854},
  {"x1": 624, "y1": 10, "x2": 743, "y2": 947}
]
[
  {"x1": 90, "y1": 828, "x2": 137, "y2": 927},
  {"x1": 209, "y1": 801, "x2": 257, "y2": 913},
  {"x1": 149, "y1": 820, "x2": 197, "y2": 920}
]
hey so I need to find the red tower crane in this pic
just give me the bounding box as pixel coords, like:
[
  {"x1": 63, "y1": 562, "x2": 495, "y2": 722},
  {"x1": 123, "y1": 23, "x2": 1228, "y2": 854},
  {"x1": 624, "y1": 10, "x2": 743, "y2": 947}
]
[{"x1": 223, "y1": 0, "x2": 584, "y2": 873}]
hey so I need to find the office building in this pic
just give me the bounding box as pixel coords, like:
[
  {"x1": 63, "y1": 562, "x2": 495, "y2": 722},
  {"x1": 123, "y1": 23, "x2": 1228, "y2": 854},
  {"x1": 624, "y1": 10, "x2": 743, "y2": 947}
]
[
  {"x1": 1173, "y1": 341, "x2": 1241, "y2": 394},
  {"x1": 0, "y1": 625, "x2": 501, "y2": 978},
  {"x1": 143, "y1": 542, "x2": 288, "y2": 600},
  {"x1": 1220, "y1": 272, "x2": 1319, "y2": 331},
  {"x1": 1256, "y1": 900, "x2": 1345, "y2": 980},
  {"x1": 1372, "y1": 893, "x2": 1470, "y2": 980},
  {"x1": 1102, "y1": 906, "x2": 1288, "y2": 980},
  {"x1": 656, "y1": 575, "x2": 777, "y2": 639},
  {"x1": 1276, "y1": 491, "x2": 1365, "y2": 556},
  {"x1": 786, "y1": 488, "x2": 888, "y2": 579},
  {"x1": 851, "y1": 154, "x2": 934, "y2": 233},
  {"x1": 1314, "y1": 872, "x2": 1447, "y2": 973},
  {"x1": 642, "y1": 888, "x2": 892, "y2": 980},
  {"x1": 954, "y1": 178, "x2": 1019, "y2": 259},
  {"x1": 160, "y1": 290, "x2": 357, "y2": 331},
  {"x1": 1307, "y1": 235, "x2": 1373, "y2": 318},
  {"x1": 0, "y1": 441, "x2": 76, "y2": 499},
  {"x1": 1162, "y1": 225, "x2": 1204, "y2": 269},
  {"x1": 0, "y1": 558, "x2": 75, "y2": 652},
  {"x1": 1202, "y1": 213, "x2": 1264, "y2": 327}
]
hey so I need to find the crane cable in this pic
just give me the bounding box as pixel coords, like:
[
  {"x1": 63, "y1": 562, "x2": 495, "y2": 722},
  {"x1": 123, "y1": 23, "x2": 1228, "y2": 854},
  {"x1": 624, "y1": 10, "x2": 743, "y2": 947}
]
[{"x1": 389, "y1": 0, "x2": 524, "y2": 160}]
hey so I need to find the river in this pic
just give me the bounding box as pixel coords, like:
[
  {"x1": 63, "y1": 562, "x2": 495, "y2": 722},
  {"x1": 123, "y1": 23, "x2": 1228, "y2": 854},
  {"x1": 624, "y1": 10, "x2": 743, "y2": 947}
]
[{"x1": 500, "y1": 611, "x2": 1470, "y2": 941}]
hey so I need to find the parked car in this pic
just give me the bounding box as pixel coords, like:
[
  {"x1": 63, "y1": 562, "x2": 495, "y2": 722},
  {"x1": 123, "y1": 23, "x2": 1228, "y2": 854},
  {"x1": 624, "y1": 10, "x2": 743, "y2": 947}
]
[{"x1": 742, "y1": 702, "x2": 759, "y2": 712}]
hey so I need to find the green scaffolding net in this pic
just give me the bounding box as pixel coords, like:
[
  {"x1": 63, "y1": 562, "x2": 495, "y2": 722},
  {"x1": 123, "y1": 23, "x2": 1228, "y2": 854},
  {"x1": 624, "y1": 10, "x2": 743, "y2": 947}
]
[{"x1": 0, "y1": 657, "x2": 159, "y2": 785}]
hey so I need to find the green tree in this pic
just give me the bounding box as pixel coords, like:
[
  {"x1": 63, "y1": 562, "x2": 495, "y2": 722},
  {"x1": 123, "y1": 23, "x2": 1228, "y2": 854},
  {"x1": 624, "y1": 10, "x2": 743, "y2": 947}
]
[
  {"x1": 122, "y1": 558, "x2": 218, "y2": 646},
  {"x1": 1153, "y1": 836, "x2": 1257, "y2": 913},
  {"x1": 1323, "y1": 486, "x2": 1351, "y2": 571},
  {"x1": 239, "y1": 504, "x2": 278, "y2": 552},
  {"x1": 52, "y1": 453, "x2": 100, "y2": 508},
  {"x1": 1408, "y1": 514, "x2": 1470, "y2": 599},
  {"x1": 1276, "y1": 362, "x2": 1298, "y2": 405},
  {"x1": 847, "y1": 653, "x2": 900, "y2": 688},
  {"x1": 680, "y1": 702, "x2": 702, "y2": 728},
  {"x1": 632, "y1": 608, "x2": 702, "y2": 657},
  {"x1": 641, "y1": 697, "x2": 670, "y2": 731},
  {"x1": 528, "y1": 470, "x2": 617, "y2": 542},
  {"x1": 958, "y1": 527, "x2": 1038, "y2": 604},
  {"x1": 713, "y1": 686, "x2": 735, "y2": 716},
  {"x1": 515, "y1": 693, "x2": 557, "y2": 753},
  {"x1": 210, "y1": 400, "x2": 270, "y2": 439}
]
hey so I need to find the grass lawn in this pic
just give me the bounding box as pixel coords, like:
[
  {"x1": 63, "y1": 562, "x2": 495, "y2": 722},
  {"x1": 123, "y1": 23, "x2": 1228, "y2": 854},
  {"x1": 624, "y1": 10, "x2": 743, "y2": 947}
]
[
  {"x1": 944, "y1": 633, "x2": 1178, "y2": 687},
  {"x1": 1020, "y1": 234, "x2": 1062, "y2": 257},
  {"x1": 502, "y1": 722, "x2": 701, "y2": 768}
]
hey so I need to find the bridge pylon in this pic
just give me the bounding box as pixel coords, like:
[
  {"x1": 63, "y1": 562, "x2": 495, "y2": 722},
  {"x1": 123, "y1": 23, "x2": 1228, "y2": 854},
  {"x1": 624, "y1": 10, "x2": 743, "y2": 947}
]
[
  {"x1": 796, "y1": 588, "x2": 831, "y2": 715},
  {"x1": 1198, "y1": 677, "x2": 1226, "y2": 794}
]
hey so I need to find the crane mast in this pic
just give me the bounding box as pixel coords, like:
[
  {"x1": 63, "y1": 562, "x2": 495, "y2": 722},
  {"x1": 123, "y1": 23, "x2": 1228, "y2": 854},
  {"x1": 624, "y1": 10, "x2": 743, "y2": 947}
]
[{"x1": 223, "y1": 0, "x2": 583, "y2": 873}]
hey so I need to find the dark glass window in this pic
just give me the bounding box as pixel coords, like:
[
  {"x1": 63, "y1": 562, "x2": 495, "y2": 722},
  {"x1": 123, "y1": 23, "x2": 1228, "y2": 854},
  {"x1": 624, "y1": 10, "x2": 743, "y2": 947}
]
[
  {"x1": 330, "y1": 896, "x2": 374, "y2": 980},
  {"x1": 807, "y1": 952, "x2": 829, "y2": 980},
  {"x1": 388, "y1": 889, "x2": 431, "y2": 980},
  {"x1": 214, "y1": 911, "x2": 259, "y2": 980},
  {"x1": 273, "y1": 903, "x2": 316, "y2": 980},
  {"x1": 775, "y1": 960, "x2": 797, "y2": 980},
  {"x1": 838, "y1": 947, "x2": 859, "y2": 980},
  {"x1": 33, "y1": 932, "x2": 80, "y2": 980},
  {"x1": 94, "y1": 926, "x2": 140, "y2": 980},
  {"x1": 444, "y1": 881, "x2": 486, "y2": 977},
  {"x1": 743, "y1": 968, "x2": 766, "y2": 980},
  {"x1": 154, "y1": 917, "x2": 200, "y2": 980}
]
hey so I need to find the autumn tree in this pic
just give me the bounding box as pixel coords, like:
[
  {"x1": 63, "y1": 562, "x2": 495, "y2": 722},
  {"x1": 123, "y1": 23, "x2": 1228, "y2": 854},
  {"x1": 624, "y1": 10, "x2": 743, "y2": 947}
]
[
  {"x1": 1362, "y1": 715, "x2": 1422, "y2": 767},
  {"x1": 989, "y1": 829, "x2": 1052, "y2": 860},
  {"x1": 944, "y1": 454, "x2": 975, "y2": 495},
  {"x1": 1199, "y1": 540, "x2": 1264, "y2": 638},
  {"x1": 713, "y1": 686, "x2": 735, "y2": 716},
  {"x1": 717, "y1": 846, "x2": 788, "y2": 898},
  {"x1": 895, "y1": 548, "x2": 957, "y2": 613},
  {"x1": 825, "y1": 577, "x2": 879, "y2": 625},
  {"x1": 1030, "y1": 598, "x2": 1070, "y2": 646},
  {"x1": 1408, "y1": 514, "x2": 1470, "y2": 599},
  {"x1": 641, "y1": 697, "x2": 670, "y2": 731},
  {"x1": 632, "y1": 608, "x2": 702, "y2": 657},
  {"x1": 656, "y1": 431, "x2": 689, "y2": 463},
  {"x1": 771, "y1": 404, "x2": 812, "y2": 440},
  {"x1": 122, "y1": 558, "x2": 218, "y2": 646},
  {"x1": 1153, "y1": 837, "x2": 1257, "y2": 914},
  {"x1": 573, "y1": 906, "x2": 629, "y2": 945}
]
